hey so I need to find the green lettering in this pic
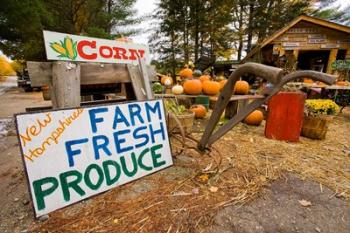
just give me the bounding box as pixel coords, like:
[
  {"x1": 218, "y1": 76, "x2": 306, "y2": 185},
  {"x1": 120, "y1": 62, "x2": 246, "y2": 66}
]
[
  {"x1": 84, "y1": 164, "x2": 104, "y2": 190},
  {"x1": 151, "y1": 144, "x2": 165, "y2": 168},
  {"x1": 102, "y1": 160, "x2": 121, "y2": 186},
  {"x1": 120, "y1": 153, "x2": 138, "y2": 177},
  {"x1": 138, "y1": 147, "x2": 152, "y2": 171},
  {"x1": 33, "y1": 177, "x2": 59, "y2": 210},
  {"x1": 59, "y1": 170, "x2": 85, "y2": 202}
]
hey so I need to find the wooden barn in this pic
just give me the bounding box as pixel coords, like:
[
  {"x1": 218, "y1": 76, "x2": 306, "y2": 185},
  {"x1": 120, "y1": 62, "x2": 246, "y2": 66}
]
[{"x1": 243, "y1": 15, "x2": 350, "y2": 74}]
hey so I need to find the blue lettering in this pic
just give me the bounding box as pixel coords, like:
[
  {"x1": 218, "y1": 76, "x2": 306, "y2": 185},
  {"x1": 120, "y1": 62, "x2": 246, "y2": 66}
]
[
  {"x1": 128, "y1": 104, "x2": 144, "y2": 126},
  {"x1": 113, "y1": 129, "x2": 133, "y2": 154},
  {"x1": 92, "y1": 135, "x2": 112, "y2": 160},
  {"x1": 133, "y1": 126, "x2": 149, "y2": 148},
  {"x1": 113, "y1": 106, "x2": 130, "y2": 129},
  {"x1": 149, "y1": 122, "x2": 165, "y2": 143},
  {"x1": 65, "y1": 138, "x2": 89, "y2": 167},
  {"x1": 145, "y1": 101, "x2": 162, "y2": 122},
  {"x1": 88, "y1": 108, "x2": 108, "y2": 133}
]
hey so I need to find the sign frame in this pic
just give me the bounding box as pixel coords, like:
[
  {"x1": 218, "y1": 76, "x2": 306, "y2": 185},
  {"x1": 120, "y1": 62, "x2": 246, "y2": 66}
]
[
  {"x1": 43, "y1": 30, "x2": 151, "y2": 64},
  {"x1": 15, "y1": 99, "x2": 173, "y2": 218}
]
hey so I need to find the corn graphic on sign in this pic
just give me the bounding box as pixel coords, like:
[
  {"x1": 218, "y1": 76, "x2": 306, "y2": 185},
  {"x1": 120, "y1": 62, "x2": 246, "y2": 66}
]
[{"x1": 43, "y1": 31, "x2": 150, "y2": 64}]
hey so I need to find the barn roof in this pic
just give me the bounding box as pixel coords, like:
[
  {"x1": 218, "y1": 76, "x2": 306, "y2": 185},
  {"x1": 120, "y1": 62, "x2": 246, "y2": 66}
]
[{"x1": 242, "y1": 15, "x2": 350, "y2": 62}]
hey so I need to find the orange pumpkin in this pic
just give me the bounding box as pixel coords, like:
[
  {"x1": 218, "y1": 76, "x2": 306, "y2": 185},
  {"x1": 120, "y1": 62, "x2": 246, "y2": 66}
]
[
  {"x1": 199, "y1": 75, "x2": 211, "y2": 83},
  {"x1": 183, "y1": 79, "x2": 202, "y2": 95},
  {"x1": 303, "y1": 78, "x2": 314, "y2": 84},
  {"x1": 179, "y1": 67, "x2": 193, "y2": 78},
  {"x1": 190, "y1": 105, "x2": 207, "y2": 118},
  {"x1": 336, "y1": 81, "x2": 346, "y2": 86},
  {"x1": 234, "y1": 80, "x2": 249, "y2": 95},
  {"x1": 161, "y1": 76, "x2": 173, "y2": 86},
  {"x1": 219, "y1": 79, "x2": 227, "y2": 90},
  {"x1": 202, "y1": 80, "x2": 221, "y2": 95},
  {"x1": 244, "y1": 110, "x2": 264, "y2": 126}
]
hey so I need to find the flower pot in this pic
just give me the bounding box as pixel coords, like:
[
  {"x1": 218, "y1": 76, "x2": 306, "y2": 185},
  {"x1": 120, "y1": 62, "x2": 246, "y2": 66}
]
[
  {"x1": 301, "y1": 115, "x2": 329, "y2": 140},
  {"x1": 167, "y1": 110, "x2": 194, "y2": 135}
]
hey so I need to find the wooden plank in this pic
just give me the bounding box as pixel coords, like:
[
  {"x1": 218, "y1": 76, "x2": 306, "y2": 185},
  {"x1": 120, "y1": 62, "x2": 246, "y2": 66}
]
[
  {"x1": 25, "y1": 97, "x2": 127, "y2": 112},
  {"x1": 127, "y1": 64, "x2": 147, "y2": 100},
  {"x1": 27, "y1": 61, "x2": 157, "y2": 86},
  {"x1": 326, "y1": 48, "x2": 338, "y2": 74},
  {"x1": 154, "y1": 93, "x2": 264, "y2": 101},
  {"x1": 138, "y1": 57, "x2": 154, "y2": 99},
  {"x1": 52, "y1": 62, "x2": 81, "y2": 109}
]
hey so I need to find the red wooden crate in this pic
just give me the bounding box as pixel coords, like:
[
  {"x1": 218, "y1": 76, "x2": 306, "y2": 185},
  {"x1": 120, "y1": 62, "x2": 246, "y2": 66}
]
[{"x1": 265, "y1": 92, "x2": 306, "y2": 142}]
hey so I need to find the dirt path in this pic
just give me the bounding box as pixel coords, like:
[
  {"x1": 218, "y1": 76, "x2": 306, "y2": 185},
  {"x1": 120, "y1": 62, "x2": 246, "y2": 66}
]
[
  {"x1": 0, "y1": 87, "x2": 50, "y2": 118},
  {"x1": 207, "y1": 173, "x2": 350, "y2": 233}
]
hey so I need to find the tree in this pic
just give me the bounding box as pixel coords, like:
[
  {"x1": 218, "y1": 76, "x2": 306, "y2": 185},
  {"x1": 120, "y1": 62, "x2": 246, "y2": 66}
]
[
  {"x1": 0, "y1": 0, "x2": 138, "y2": 61},
  {"x1": 0, "y1": 56, "x2": 15, "y2": 77}
]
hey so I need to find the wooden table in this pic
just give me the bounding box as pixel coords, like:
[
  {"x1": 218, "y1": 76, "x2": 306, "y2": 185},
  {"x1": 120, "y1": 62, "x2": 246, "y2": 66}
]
[{"x1": 155, "y1": 93, "x2": 265, "y2": 118}]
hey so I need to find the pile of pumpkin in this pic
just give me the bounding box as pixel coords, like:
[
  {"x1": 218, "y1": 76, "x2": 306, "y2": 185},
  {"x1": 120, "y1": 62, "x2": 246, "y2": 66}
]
[
  {"x1": 157, "y1": 67, "x2": 264, "y2": 126},
  {"x1": 159, "y1": 66, "x2": 250, "y2": 96}
]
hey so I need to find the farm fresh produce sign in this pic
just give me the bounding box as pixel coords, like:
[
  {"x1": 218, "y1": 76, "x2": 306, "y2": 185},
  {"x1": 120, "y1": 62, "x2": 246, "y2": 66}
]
[
  {"x1": 43, "y1": 30, "x2": 150, "y2": 64},
  {"x1": 15, "y1": 100, "x2": 172, "y2": 217}
]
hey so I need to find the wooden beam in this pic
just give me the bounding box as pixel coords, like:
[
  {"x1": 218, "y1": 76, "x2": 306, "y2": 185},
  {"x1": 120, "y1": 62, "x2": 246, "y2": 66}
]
[
  {"x1": 52, "y1": 62, "x2": 81, "y2": 109},
  {"x1": 27, "y1": 61, "x2": 157, "y2": 86},
  {"x1": 326, "y1": 48, "x2": 338, "y2": 74}
]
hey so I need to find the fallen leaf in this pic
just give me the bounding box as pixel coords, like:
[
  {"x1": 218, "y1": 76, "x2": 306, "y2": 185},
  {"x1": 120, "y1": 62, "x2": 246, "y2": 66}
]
[
  {"x1": 113, "y1": 219, "x2": 119, "y2": 224},
  {"x1": 298, "y1": 199, "x2": 312, "y2": 207},
  {"x1": 259, "y1": 175, "x2": 267, "y2": 182},
  {"x1": 196, "y1": 174, "x2": 209, "y2": 183},
  {"x1": 209, "y1": 186, "x2": 219, "y2": 192}
]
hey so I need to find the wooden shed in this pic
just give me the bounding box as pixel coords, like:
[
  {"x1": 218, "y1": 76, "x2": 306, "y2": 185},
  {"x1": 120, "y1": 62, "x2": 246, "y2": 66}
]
[{"x1": 243, "y1": 15, "x2": 350, "y2": 74}]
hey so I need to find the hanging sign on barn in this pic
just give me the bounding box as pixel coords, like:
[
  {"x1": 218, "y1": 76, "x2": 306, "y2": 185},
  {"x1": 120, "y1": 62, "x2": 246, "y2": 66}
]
[
  {"x1": 43, "y1": 30, "x2": 151, "y2": 64},
  {"x1": 15, "y1": 100, "x2": 172, "y2": 217}
]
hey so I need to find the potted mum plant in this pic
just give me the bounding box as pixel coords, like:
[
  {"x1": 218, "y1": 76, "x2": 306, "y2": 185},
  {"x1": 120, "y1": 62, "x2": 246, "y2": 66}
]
[{"x1": 302, "y1": 99, "x2": 339, "y2": 139}]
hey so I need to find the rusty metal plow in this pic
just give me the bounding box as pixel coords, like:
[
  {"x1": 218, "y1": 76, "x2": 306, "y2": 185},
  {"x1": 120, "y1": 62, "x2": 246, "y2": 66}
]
[{"x1": 198, "y1": 62, "x2": 336, "y2": 151}]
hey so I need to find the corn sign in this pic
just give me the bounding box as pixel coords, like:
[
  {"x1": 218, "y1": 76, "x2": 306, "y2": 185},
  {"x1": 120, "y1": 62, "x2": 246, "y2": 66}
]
[{"x1": 43, "y1": 31, "x2": 150, "y2": 64}]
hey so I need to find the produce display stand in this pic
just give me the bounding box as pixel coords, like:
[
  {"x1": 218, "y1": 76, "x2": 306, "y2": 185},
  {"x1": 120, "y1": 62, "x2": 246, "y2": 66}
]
[
  {"x1": 287, "y1": 82, "x2": 350, "y2": 112},
  {"x1": 155, "y1": 93, "x2": 264, "y2": 118}
]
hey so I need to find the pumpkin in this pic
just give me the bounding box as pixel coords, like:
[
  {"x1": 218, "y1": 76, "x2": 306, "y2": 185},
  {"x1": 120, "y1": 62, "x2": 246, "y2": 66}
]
[
  {"x1": 183, "y1": 79, "x2": 202, "y2": 95},
  {"x1": 179, "y1": 67, "x2": 193, "y2": 78},
  {"x1": 244, "y1": 110, "x2": 264, "y2": 126},
  {"x1": 193, "y1": 69, "x2": 202, "y2": 77},
  {"x1": 199, "y1": 75, "x2": 211, "y2": 83},
  {"x1": 219, "y1": 79, "x2": 227, "y2": 90},
  {"x1": 216, "y1": 75, "x2": 226, "y2": 81},
  {"x1": 202, "y1": 80, "x2": 221, "y2": 95},
  {"x1": 190, "y1": 105, "x2": 207, "y2": 118},
  {"x1": 161, "y1": 76, "x2": 173, "y2": 86},
  {"x1": 172, "y1": 84, "x2": 184, "y2": 95},
  {"x1": 234, "y1": 80, "x2": 249, "y2": 95},
  {"x1": 303, "y1": 78, "x2": 314, "y2": 84},
  {"x1": 336, "y1": 81, "x2": 346, "y2": 86}
]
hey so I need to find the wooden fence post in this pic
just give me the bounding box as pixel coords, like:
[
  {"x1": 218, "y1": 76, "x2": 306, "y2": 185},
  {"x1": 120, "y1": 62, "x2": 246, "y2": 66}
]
[{"x1": 52, "y1": 61, "x2": 81, "y2": 109}]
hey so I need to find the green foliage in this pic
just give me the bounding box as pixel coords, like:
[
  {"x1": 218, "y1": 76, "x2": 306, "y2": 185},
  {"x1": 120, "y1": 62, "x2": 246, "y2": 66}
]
[
  {"x1": 152, "y1": 0, "x2": 350, "y2": 73},
  {"x1": 164, "y1": 99, "x2": 186, "y2": 115},
  {"x1": 0, "y1": 0, "x2": 138, "y2": 60}
]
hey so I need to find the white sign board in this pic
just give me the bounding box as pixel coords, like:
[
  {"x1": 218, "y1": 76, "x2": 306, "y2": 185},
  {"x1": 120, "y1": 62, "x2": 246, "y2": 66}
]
[
  {"x1": 282, "y1": 42, "x2": 300, "y2": 47},
  {"x1": 43, "y1": 30, "x2": 151, "y2": 64},
  {"x1": 15, "y1": 100, "x2": 172, "y2": 217}
]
